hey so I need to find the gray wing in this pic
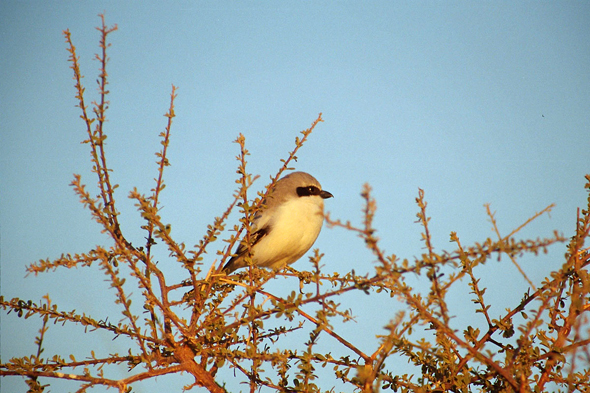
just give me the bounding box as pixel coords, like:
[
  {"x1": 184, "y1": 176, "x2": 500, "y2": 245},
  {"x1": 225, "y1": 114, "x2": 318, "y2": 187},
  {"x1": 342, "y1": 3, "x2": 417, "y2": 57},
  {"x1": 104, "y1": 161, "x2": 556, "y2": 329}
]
[{"x1": 222, "y1": 224, "x2": 271, "y2": 273}]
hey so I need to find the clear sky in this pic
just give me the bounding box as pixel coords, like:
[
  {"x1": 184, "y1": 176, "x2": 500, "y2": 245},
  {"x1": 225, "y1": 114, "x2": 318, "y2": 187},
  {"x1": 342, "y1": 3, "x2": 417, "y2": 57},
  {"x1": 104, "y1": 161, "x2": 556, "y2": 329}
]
[{"x1": 1, "y1": 1, "x2": 589, "y2": 392}]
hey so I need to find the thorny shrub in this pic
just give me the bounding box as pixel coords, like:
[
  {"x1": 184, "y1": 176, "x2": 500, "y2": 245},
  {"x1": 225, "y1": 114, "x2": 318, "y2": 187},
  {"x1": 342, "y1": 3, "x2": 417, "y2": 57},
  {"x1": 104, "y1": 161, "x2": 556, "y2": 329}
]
[{"x1": 2, "y1": 15, "x2": 589, "y2": 393}]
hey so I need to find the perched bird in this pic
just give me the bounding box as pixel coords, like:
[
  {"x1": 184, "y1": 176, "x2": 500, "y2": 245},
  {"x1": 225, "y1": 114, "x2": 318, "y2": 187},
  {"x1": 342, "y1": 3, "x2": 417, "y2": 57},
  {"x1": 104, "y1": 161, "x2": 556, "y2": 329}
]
[{"x1": 223, "y1": 171, "x2": 333, "y2": 273}]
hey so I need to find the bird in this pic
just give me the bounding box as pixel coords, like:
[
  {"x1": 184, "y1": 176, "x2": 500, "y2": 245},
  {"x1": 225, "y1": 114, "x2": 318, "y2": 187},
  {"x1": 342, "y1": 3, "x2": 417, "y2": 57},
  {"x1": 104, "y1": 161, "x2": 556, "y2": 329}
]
[{"x1": 222, "y1": 171, "x2": 333, "y2": 273}]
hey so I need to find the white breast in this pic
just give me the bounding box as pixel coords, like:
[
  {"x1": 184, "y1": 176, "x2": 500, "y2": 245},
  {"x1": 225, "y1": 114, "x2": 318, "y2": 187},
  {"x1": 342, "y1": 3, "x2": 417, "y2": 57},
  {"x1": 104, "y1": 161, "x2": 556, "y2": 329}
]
[{"x1": 252, "y1": 196, "x2": 325, "y2": 269}]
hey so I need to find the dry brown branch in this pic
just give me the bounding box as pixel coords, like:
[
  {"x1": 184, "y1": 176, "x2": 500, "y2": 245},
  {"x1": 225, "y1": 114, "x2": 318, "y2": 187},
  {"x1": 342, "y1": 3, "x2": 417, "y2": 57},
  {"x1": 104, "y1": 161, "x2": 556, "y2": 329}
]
[{"x1": 2, "y1": 15, "x2": 589, "y2": 393}]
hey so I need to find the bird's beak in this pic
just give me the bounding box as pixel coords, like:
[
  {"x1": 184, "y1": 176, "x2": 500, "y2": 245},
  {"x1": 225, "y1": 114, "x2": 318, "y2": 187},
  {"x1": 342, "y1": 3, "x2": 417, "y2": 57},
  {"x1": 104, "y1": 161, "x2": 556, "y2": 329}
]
[{"x1": 320, "y1": 190, "x2": 334, "y2": 199}]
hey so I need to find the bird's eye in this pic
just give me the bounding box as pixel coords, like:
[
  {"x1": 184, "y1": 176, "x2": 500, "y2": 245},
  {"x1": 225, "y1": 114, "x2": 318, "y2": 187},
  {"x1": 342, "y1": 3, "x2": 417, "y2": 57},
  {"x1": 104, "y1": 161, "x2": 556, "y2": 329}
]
[{"x1": 296, "y1": 186, "x2": 320, "y2": 197}]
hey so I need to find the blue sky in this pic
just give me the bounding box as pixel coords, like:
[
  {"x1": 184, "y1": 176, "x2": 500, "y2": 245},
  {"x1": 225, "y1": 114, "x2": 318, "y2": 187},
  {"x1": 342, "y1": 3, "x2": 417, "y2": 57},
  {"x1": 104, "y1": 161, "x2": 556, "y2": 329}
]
[{"x1": 1, "y1": 2, "x2": 589, "y2": 392}]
